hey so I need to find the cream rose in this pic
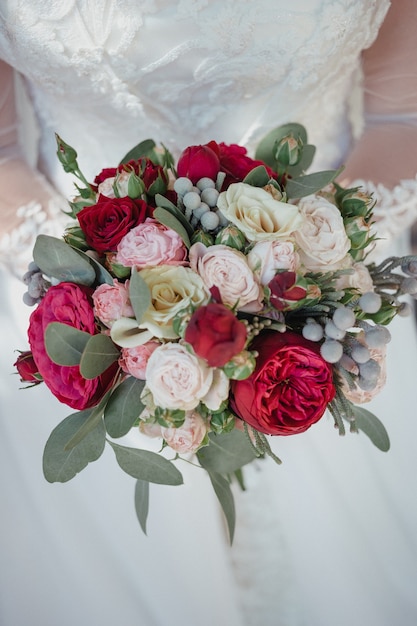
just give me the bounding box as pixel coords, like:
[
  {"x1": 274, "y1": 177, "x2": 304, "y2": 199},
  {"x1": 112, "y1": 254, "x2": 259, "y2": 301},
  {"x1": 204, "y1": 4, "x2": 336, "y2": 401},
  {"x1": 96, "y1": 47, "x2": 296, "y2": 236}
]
[
  {"x1": 98, "y1": 170, "x2": 131, "y2": 198},
  {"x1": 294, "y1": 195, "x2": 351, "y2": 271},
  {"x1": 139, "y1": 265, "x2": 210, "y2": 339},
  {"x1": 247, "y1": 240, "x2": 300, "y2": 285},
  {"x1": 202, "y1": 368, "x2": 230, "y2": 411},
  {"x1": 189, "y1": 243, "x2": 263, "y2": 313},
  {"x1": 217, "y1": 182, "x2": 302, "y2": 242},
  {"x1": 145, "y1": 343, "x2": 213, "y2": 411},
  {"x1": 335, "y1": 261, "x2": 374, "y2": 294},
  {"x1": 161, "y1": 411, "x2": 208, "y2": 454}
]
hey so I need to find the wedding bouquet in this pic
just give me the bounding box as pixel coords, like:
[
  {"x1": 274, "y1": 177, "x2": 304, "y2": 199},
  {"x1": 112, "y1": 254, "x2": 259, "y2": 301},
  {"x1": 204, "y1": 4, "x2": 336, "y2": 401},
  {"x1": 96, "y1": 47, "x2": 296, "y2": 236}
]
[{"x1": 15, "y1": 123, "x2": 417, "y2": 540}]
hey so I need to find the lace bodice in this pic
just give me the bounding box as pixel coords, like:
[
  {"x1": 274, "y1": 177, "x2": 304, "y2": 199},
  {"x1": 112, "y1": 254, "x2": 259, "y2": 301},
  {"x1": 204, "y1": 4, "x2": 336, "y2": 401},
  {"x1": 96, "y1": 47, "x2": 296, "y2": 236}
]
[{"x1": 0, "y1": 0, "x2": 389, "y2": 192}]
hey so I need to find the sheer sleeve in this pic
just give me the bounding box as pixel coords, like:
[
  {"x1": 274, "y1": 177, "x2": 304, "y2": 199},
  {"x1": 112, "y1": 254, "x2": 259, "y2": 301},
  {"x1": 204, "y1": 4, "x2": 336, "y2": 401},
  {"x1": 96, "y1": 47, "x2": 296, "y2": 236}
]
[
  {"x1": 341, "y1": 0, "x2": 417, "y2": 246},
  {"x1": 0, "y1": 60, "x2": 67, "y2": 276}
]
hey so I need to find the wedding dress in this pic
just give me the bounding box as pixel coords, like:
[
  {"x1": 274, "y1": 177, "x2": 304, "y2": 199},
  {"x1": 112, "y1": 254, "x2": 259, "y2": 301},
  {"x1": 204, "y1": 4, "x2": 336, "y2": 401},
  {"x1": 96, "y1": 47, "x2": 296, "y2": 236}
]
[{"x1": 1, "y1": 1, "x2": 417, "y2": 625}]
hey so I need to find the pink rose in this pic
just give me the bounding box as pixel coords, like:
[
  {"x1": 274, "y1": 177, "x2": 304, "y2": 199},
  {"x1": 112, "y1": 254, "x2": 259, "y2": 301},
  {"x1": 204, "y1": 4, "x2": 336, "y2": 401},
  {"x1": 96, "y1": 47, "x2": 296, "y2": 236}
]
[
  {"x1": 161, "y1": 411, "x2": 208, "y2": 454},
  {"x1": 119, "y1": 341, "x2": 160, "y2": 379},
  {"x1": 247, "y1": 240, "x2": 300, "y2": 285},
  {"x1": 115, "y1": 218, "x2": 188, "y2": 268},
  {"x1": 189, "y1": 242, "x2": 263, "y2": 313},
  {"x1": 93, "y1": 279, "x2": 134, "y2": 327},
  {"x1": 28, "y1": 283, "x2": 118, "y2": 410}
]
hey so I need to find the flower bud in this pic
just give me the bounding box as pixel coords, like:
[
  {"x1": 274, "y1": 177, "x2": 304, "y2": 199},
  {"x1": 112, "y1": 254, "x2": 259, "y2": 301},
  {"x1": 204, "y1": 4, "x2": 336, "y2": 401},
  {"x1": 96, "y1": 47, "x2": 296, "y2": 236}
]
[
  {"x1": 14, "y1": 351, "x2": 43, "y2": 386},
  {"x1": 215, "y1": 225, "x2": 246, "y2": 250},
  {"x1": 223, "y1": 350, "x2": 256, "y2": 380},
  {"x1": 177, "y1": 144, "x2": 220, "y2": 184},
  {"x1": 190, "y1": 229, "x2": 215, "y2": 246},
  {"x1": 64, "y1": 225, "x2": 89, "y2": 251},
  {"x1": 55, "y1": 134, "x2": 79, "y2": 173},
  {"x1": 209, "y1": 409, "x2": 236, "y2": 434},
  {"x1": 274, "y1": 134, "x2": 303, "y2": 167},
  {"x1": 344, "y1": 216, "x2": 371, "y2": 255}
]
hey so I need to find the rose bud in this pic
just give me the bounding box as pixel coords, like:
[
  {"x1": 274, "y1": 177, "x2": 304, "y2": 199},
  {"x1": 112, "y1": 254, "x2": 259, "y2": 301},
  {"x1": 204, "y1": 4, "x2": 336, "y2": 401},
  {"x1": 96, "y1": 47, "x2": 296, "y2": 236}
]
[
  {"x1": 177, "y1": 144, "x2": 220, "y2": 184},
  {"x1": 215, "y1": 225, "x2": 247, "y2": 251},
  {"x1": 274, "y1": 134, "x2": 303, "y2": 167},
  {"x1": 14, "y1": 351, "x2": 42, "y2": 385},
  {"x1": 184, "y1": 302, "x2": 247, "y2": 368}
]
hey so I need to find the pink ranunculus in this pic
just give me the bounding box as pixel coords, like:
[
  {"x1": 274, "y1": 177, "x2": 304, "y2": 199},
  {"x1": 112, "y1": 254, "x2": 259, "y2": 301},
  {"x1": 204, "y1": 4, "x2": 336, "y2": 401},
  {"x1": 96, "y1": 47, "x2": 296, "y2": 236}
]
[
  {"x1": 28, "y1": 283, "x2": 119, "y2": 410},
  {"x1": 119, "y1": 341, "x2": 160, "y2": 379},
  {"x1": 115, "y1": 218, "x2": 188, "y2": 269},
  {"x1": 93, "y1": 279, "x2": 135, "y2": 327}
]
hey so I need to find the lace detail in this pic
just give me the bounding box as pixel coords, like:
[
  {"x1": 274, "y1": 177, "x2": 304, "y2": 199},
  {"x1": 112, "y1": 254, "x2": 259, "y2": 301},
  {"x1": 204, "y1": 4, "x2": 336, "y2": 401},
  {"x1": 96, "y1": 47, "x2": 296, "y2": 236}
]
[
  {"x1": 0, "y1": 195, "x2": 69, "y2": 278},
  {"x1": 351, "y1": 176, "x2": 417, "y2": 254},
  {"x1": 0, "y1": 1, "x2": 389, "y2": 185}
]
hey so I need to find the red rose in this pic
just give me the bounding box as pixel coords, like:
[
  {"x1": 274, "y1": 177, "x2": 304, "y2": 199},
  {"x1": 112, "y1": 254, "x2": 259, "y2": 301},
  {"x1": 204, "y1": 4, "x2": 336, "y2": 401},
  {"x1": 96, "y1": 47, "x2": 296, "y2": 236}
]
[
  {"x1": 94, "y1": 167, "x2": 117, "y2": 185},
  {"x1": 268, "y1": 271, "x2": 307, "y2": 311},
  {"x1": 177, "y1": 144, "x2": 220, "y2": 184},
  {"x1": 119, "y1": 158, "x2": 168, "y2": 193},
  {"x1": 184, "y1": 303, "x2": 247, "y2": 367},
  {"x1": 14, "y1": 351, "x2": 42, "y2": 385},
  {"x1": 77, "y1": 196, "x2": 153, "y2": 253},
  {"x1": 28, "y1": 283, "x2": 118, "y2": 410},
  {"x1": 230, "y1": 330, "x2": 335, "y2": 435},
  {"x1": 208, "y1": 141, "x2": 276, "y2": 188}
]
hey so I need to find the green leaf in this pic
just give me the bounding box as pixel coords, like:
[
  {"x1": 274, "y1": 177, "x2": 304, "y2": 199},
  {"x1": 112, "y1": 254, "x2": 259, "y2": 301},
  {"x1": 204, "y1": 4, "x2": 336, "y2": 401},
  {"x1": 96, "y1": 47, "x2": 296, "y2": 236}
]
[
  {"x1": 33, "y1": 235, "x2": 96, "y2": 285},
  {"x1": 104, "y1": 377, "x2": 146, "y2": 438},
  {"x1": 242, "y1": 165, "x2": 271, "y2": 187},
  {"x1": 134, "y1": 479, "x2": 150, "y2": 535},
  {"x1": 79, "y1": 334, "x2": 120, "y2": 379},
  {"x1": 153, "y1": 206, "x2": 192, "y2": 247},
  {"x1": 43, "y1": 410, "x2": 106, "y2": 483},
  {"x1": 109, "y1": 442, "x2": 184, "y2": 485},
  {"x1": 74, "y1": 248, "x2": 114, "y2": 285},
  {"x1": 207, "y1": 471, "x2": 235, "y2": 544},
  {"x1": 64, "y1": 396, "x2": 109, "y2": 451},
  {"x1": 255, "y1": 123, "x2": 308, "y2": 168},
  {"x1": 285, "y1": 168, "x2": 343, "y2": 199},
  {"x1": 287, "y1": 144, "x2": 316, "y2": 177},
  {"x1": 129, "y1": 268, "x2": 152, "y2": 324},
  {"x1": 352, "y1": 406, "x2": 391, "y2": 452},
  {"x1": 119, "y1": 139, "x2": 157, "y2": 165},
  {"x1": 45, "y1": 322, "x2": 91, "y2": 366},
  {"x1": 197, "y1": 429, "x2": 257, "y2": 474}
]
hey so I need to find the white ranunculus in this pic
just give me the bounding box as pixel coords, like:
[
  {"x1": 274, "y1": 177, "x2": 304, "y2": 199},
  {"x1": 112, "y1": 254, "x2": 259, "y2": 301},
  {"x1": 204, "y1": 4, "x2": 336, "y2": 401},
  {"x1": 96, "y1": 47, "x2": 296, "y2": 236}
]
[
  {"x1": 145, "y1": 343, "x2": 213, "y2": 411},
  {"x1": 217, "y1": 182, "x2": 302, "y2": 242},
  {"x1": 189, "y1": 243, "x2": 263, "y2": 313},
  {"x1": 161, "y1": 411, "x2": 208, "y2": 454},
  {"x1": 247, "y1": 240, "x2": 300, "y2": 285},
  {"x1": 294, "y1": 195, "x2": 351, "y2": 271},
  {"x1": 139, "y1": 265, "x2": 210, "y2": 339}
]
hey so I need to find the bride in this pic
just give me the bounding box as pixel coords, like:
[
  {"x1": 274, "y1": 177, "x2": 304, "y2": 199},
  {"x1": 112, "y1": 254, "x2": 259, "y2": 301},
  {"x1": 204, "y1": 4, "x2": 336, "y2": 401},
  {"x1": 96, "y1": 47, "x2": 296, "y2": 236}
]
[{"x1": 1, "y1": 1, "x2": 417, "y2": 625}]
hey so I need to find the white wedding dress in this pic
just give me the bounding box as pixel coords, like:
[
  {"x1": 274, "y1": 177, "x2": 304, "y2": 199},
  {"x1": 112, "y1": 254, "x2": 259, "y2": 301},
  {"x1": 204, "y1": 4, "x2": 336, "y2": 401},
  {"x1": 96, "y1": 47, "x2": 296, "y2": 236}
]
[{"x1": 1, "y1": 2, "x2": 417, "y2": 625}]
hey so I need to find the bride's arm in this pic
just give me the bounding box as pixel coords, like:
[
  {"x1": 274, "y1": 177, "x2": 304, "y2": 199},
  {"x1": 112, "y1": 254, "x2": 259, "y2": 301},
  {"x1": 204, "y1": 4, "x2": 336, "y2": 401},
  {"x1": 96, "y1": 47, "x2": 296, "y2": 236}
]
[{"x1": 0, "y1": 60, "x2": 65, "y2": 273}]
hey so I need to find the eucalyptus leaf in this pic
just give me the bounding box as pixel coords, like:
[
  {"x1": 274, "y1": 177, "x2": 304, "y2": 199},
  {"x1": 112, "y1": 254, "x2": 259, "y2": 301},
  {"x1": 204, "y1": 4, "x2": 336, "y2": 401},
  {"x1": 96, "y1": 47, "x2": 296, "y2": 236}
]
[
  {"x1": 287, "y1": 144, "x2": 316, "y2": 177},
  {"x1": 109, "y1": 442, "x2": 184, "y2": 485},
  {"x1": 352, "y1": 406, "x2": 390, "y2": 452},
  {"x1": 119, "y1": 139, "x2": 156, "y2": 165},
  {"x1": 155, "y1": 193, "x2": 178, "y2": 211},
  {"x1": 64, "y1": 396, "x2": 109, "y2": 451},
  {"x1": 43, "y1": 410, "x2": 106, "y2": 483},
  {"x1": 207, "y1": 471, "x2": 235, "y2": 544},
  {"x1": 153, "y1": 206, "x2": 192, "y2": 247},
  {"x1": 79, "y1": 334, "x2": 120, "y2": 379},
  {"x1": 74, "y1": 248, "x2": 114, "y2": 285},
  {"x1": 33, "y1": 235, "x2": 96, "y2": 285},
  {"x1": 197, "y1": 429, "x2": 257, "y2": 474},
  {"x1": 104, "y1": 377, "x2": 146, "y2": 438},
  {"x1": 285, "y1": 168, "x2": 343, "y2": 199},
  {"x1": 242, "y1": 165, "x2": 271, "y2": 187},
  {"x1": 129, "y1": 268, "x2": 152, "y2": 324},
  {"x1": 45, "y1": 322, "x2": 91, "y2": 366},
  {"x1": 154, "y1": 196, "x2": 194, "y2": 237},
  {"x1": 135, "y1": 479, "x2": 150, "y2": 535}
]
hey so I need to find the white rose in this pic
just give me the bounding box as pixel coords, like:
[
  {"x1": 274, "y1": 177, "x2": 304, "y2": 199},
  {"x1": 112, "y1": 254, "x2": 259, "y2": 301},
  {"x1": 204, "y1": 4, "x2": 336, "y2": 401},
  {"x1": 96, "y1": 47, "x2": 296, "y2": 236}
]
[
  {"x1": 189, "y1": 243, "x2": 263, "y2": 313},
  {"x1": 217, "y1": 182, "x2": 302, "y2": 242},
  {"x1": 139, "y1": 265, "x2": 210, "y2": 339},
  {"x1": 145, "y1": 343, "x2": 213, "y2": 411},
  {"x1": 201, "y1": 368, "x2": 230, "y2": 411},
  {"x1": 335, "y1": 261, "x2": 374, "y2": 294},
  {"x1": 97, "y1": 170, "x2": 131, "y2": 198},
  {"x1": 247, "y1": 240, "x2": 300, "y2": 285},
  {"x1": 161, "y1": 411, "x2": 208, "y2": 454},
  {"x1": 294, "y1": 195, "x2": 351, "y2": 271}
]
